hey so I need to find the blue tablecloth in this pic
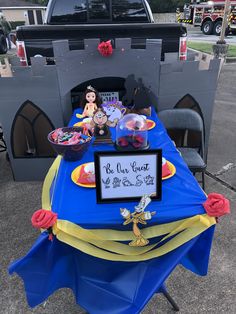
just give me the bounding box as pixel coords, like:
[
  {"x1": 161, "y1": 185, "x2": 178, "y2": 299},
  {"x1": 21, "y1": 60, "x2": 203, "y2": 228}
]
[{"x1": 9, "y1": 108, "x2": 215, "y2": 314}]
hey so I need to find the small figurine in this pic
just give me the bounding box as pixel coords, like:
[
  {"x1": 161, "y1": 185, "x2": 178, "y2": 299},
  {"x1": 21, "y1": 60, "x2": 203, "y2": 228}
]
[
  {"x1": 133, "y1": 78, "x2": 151, "y2": 111},
  {"x1": 92, "y1": 108, "x2": 113, "y2": 144},
  {"x1": 120, "y1": 194, "x2": 156, "y2": 247},
  {"x1": 80, "y1": 86, "x2": 102, "y2": 118},
  {"x1": 122, "y1": 75, "x2": 152, "y2": 116},
  {"x1": 102, "y1": 102, "x2": 126, "y2": 127},
  {"x1": 134, "y1": 194, "x2": 152, "y2": 213}
]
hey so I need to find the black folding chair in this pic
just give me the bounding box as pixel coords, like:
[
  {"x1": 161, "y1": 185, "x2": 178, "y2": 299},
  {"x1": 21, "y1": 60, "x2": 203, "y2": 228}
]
[
  {"x1": 158, "y1": 109, "x2": 206, "y2": 190},
  {"x1": 0, "y1": 125, "x2": 7, "y2": 153}
]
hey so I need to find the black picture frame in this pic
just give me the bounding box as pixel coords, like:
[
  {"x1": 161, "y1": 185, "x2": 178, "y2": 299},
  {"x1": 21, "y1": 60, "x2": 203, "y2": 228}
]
[{"x1": 94, "y1": 150, "x2": 162, "y2": 204}]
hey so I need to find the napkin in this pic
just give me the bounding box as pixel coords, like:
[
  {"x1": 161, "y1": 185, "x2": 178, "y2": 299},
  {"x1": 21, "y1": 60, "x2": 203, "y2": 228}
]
[
  {"x1": 77, "y1": 165, "x2": 95, "y2": 184},
  {"x1": 162, "y1": 158, "x2": 171, "y2": 178}
]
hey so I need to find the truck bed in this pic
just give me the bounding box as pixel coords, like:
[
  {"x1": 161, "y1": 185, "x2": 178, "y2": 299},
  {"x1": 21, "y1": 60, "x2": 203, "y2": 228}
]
[{"x1": 16, "y1": 23, "x2": 187, "y2": 60}]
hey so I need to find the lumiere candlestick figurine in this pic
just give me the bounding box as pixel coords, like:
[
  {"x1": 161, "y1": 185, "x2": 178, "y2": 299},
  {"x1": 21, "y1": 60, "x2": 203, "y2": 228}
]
[
  {"x1": 120, "y1": 194, "x2": 156, "y2": 247},
  {"x1": 78, "y1": 86, "x2": 102, "y2": 118},
  {"x1": 92, "y1": 108, "x2": 113, "y2": 144}
]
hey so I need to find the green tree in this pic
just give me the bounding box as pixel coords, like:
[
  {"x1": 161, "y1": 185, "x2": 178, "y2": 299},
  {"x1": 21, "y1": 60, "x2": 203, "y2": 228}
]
[
  {"x1": 25, "y1": 0, "x2": 49, "y2": 5},
  {"x1": 24, "y1": 0, "x2": 197, "y2": 13},
  {"x1": 38, "y1": 0, "x2": 49, "y2": 5},
  {"x1": 149, "y1": 0, "x2": 187, "y2": 13}
]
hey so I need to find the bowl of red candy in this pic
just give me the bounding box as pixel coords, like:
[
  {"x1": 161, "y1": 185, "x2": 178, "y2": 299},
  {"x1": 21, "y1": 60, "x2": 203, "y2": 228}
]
[{"x1": 48, "y1": 127, "x2": 92, "y2": 161}]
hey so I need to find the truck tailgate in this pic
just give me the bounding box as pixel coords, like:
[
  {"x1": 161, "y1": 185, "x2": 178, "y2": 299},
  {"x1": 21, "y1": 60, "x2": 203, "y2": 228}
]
[{"x1": 17, "y1": 23, "x2": 187, "y2": 59}]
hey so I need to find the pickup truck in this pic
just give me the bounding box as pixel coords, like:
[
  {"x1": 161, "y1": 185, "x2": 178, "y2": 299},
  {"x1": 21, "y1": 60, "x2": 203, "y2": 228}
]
[{"x1": 16, "y1": 0, "x2": 187, "y2": 65}]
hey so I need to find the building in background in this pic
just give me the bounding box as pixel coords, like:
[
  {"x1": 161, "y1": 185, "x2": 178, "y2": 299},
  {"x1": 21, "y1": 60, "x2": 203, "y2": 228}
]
[{"x1": 0, "y1": 0, "x2": 46, "y2": 29}]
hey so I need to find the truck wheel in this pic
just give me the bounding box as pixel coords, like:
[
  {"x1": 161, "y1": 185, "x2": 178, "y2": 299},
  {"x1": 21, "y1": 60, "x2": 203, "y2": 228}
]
[
  {"x1": 0, "y1": 34, "x2": 7, "y2": 54},
  {"x1": 213, "y1": 21, "x2": 222, "y2": 36},
  {"x1": 202, "y1": 21, "x2": 213, "y2": 35}
]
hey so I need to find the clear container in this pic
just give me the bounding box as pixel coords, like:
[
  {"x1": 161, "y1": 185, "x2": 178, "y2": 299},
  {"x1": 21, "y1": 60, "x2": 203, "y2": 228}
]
[{"x1": 115, "y1": 114, "x2": 149, "y2": 150}]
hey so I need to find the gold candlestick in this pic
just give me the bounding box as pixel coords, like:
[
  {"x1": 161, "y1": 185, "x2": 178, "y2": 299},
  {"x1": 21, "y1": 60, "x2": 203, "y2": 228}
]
[{"x1": 120, "y1": 195, "x2": 156, "y2": 247}]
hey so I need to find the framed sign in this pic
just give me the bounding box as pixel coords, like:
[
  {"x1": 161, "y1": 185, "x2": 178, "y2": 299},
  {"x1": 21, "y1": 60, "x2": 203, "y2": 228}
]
[{"x1": 94, "y1": 150, "x2": 162, "y2": 203}]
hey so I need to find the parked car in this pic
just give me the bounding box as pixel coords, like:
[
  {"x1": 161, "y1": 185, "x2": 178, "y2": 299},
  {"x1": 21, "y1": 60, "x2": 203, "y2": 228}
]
[{"x1": 16, "y1": 0, "x2": 187, "y2": 65}]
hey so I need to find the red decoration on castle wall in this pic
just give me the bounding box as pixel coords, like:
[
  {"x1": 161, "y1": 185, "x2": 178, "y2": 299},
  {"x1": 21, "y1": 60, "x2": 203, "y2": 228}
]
[{"x1": 98, "y1": 40, "x2": 113, "y2": 57}]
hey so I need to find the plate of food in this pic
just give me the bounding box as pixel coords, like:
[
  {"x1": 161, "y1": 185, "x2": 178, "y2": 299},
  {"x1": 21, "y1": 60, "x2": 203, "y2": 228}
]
[
  {"x1": 73, "y1": 121, "x2": 84, "y2": 127},
  {"x1": 74, "y1": 118, "x2": 94, "y2": 136},
  {"x1": 76, "y1": 113, "x2": 84, "y2": 119},
  {"x1": 162, "y1": 158, "x2": 176, "y2": 180},
  {"x1": 146, "y1": 119, "x2": 156, "y2": 130},
  {"x1": 74, "y1": 117, "x2": 93, "y2": 127},
  {"x1": 71, "y1": 162, "x2": 96, "y2": 188}
]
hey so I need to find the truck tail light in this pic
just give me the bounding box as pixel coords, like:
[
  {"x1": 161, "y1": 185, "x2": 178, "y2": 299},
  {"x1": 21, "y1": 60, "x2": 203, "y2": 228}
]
[
  {"x1": 179, "y1": 37, "x2": 187, "y2": 61},
  {"x1": 16, "y1": 41, "x2": 28, "y2": 66}
]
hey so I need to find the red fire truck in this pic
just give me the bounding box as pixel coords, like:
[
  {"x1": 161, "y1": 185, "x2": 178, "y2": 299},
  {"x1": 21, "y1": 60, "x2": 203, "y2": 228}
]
[{"x1": 183, "y1": 0, "x2": 236, "y2": 35}]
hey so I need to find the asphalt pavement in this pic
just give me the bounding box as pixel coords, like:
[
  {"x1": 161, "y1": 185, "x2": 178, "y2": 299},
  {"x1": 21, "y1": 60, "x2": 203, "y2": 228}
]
[
  {"x1": 207, "y1": 63, "x2": 236, "y2": 189},
  {"x1": 187, "y1": 25, "x2": 236, "y2": 44},
  {"x1": 0, "y1": 64, "x2": 235, "y2": 314}
]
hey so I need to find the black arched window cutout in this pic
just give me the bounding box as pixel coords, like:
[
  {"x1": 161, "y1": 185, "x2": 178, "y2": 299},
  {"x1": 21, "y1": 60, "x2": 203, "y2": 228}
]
[
  {"x1": 174, "y1": 94, "x2": 205, "y2": 148},
  {"x1": 11, "y1": 100, "x2": 55, "y2": 158},
  {"x1": 71, "y1": 77, "x2": 126, "y2": 110},
  {"x1": 175, "y1": 94, "x2": 203, "y2": 119}
]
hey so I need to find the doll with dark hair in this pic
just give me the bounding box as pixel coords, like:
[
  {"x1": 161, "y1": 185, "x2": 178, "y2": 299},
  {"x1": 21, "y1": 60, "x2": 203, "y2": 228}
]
[{"x1": 80, "y1": 86, "x2": 102, "y2": 118}]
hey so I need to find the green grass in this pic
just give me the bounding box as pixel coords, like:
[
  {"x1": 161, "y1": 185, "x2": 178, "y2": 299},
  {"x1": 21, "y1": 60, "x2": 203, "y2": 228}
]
[{"x1": 188, "y1": 41, "x2": 236, "y2": 57}]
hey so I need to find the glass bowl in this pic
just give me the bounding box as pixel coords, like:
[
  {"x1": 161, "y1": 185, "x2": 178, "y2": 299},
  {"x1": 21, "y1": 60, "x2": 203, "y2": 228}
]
[{"x1": 115, "y1": 114, "x2": 149, "y2": 150}]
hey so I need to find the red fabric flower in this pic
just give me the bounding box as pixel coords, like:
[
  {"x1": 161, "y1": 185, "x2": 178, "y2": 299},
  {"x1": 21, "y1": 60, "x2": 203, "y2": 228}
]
[
  {"x1": 203, "y1": 193, "x2": 230, "y2": 217},
  {"x1": 98, "y1": 40, "x2": 113, "y2": 57},
  {"x1": 31, "y1": 209, "x2": 57, "y2": 229}
]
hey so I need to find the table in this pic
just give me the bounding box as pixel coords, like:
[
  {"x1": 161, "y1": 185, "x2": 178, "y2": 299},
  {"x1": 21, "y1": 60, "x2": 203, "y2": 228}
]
[{"x1": 9, "y1": 108, "x2": 216, "y2": 314}]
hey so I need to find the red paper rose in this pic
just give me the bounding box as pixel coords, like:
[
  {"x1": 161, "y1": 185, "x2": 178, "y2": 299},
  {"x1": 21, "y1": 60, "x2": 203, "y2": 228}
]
[
  {"x1": 203, "y1": 193, "x2": 230, "y2": 217},
  {"x1": 98, "y1": 40, "x2": 113, "y2": 57},
  {"x1": 31, "y1": 209, "x2": 57, "y2": 229},
  {"x1": 135, "y1": 135, "x2": 144, "y2": 144},
  {"x1": 118, "y1": 137, "x2": 129, "y2": 147}
]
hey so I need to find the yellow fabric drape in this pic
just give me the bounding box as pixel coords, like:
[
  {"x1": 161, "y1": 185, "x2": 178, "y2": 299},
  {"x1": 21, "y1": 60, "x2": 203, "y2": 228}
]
[{"x1": 42, "y1": 157, "x2": 216, "y2": 262}]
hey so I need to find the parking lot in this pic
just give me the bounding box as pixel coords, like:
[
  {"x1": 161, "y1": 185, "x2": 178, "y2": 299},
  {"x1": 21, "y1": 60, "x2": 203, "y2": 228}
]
[{"x1": 187, "y1": 25, "x2": 236, "y2": 45}]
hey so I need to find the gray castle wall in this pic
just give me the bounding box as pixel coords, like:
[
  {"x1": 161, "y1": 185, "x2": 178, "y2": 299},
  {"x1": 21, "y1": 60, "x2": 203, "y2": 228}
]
[
  {"x1": 52, "y1": 38, "x2": 162, "y2": 124},
  {"x1": 158, "y1": 58, "x2": 221, "y2": 158},
  {"x1": 0, "y1": 38, "x2": 221, "y2": 180},
  {"x1": 0, "y1": 58, "x2": 63, "y2": 180}
]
